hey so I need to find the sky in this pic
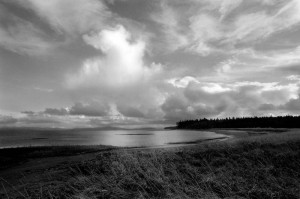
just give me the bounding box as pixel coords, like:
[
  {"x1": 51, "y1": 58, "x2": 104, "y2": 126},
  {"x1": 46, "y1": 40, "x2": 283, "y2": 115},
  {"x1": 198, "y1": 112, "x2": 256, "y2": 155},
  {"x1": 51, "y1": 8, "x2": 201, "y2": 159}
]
[{"x1": 1, "y1": 0, "x2": 300, "y2": 128}]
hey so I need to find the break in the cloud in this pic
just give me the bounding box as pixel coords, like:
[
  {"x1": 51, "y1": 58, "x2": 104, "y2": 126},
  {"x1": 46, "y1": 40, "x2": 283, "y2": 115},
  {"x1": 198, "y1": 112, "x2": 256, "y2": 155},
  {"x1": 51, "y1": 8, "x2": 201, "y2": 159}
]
[{"x1": 1, "y1": 0, "x2": 300, "y2": 127}]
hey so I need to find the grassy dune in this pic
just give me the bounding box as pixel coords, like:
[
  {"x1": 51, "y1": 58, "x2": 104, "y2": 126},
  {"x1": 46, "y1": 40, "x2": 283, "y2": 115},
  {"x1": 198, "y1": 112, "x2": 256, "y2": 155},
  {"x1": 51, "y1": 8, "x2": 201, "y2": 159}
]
[
  {"x1": 0, "y1": 130, "x2": 300, "y2": 198},
  {"x1": 0, "y1": 145, "x2": 117, "y2": 170}
]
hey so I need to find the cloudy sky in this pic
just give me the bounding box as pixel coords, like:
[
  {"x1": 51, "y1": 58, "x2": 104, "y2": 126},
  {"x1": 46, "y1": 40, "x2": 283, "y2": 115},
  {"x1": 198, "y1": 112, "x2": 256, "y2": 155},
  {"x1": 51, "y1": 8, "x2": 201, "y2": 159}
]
[{"x1": 1, "y1": 0, "x2": 300, "y2": 128}]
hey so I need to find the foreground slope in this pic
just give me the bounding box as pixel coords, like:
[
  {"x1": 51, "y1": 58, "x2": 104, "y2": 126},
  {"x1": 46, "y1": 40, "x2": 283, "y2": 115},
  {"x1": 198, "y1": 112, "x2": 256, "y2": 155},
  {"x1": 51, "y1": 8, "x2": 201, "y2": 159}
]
[{"x1": 0, "y1": 129, "x2": 299, "y2": 198}]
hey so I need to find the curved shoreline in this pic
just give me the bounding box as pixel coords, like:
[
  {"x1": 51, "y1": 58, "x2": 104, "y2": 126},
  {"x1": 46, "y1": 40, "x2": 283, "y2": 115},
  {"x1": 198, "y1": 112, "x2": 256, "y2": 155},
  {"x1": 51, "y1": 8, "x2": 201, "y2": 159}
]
[{"x1": 0, "y1": 128, "x2": 288, "y2": 150}]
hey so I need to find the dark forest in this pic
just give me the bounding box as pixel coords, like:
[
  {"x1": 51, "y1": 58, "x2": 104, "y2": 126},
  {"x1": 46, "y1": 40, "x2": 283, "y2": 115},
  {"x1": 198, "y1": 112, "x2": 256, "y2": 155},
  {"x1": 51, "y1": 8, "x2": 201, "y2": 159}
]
[{"x1": 176, "y1": 115, "x2": 300, "y2": 129}]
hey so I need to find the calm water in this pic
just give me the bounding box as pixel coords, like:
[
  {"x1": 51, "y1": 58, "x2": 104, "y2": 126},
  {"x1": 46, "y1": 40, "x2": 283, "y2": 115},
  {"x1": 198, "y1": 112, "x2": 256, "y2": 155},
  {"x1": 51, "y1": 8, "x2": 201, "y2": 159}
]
[{"x1": 0, "y1": 129, "x2": 227, "y2": 148}]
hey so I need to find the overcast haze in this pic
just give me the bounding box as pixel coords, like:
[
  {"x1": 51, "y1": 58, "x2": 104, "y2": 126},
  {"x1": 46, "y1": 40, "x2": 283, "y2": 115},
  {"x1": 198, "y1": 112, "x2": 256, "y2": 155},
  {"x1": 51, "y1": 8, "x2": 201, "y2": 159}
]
[{"x1": 1, "y1": 0, "x2": 300, "y2": 128}]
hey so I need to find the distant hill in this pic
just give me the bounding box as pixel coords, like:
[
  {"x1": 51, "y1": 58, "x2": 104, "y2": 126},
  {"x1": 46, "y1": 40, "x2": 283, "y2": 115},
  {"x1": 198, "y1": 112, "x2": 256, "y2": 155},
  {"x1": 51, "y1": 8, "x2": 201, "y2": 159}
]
[
  {"x1": 164, "y1": 126, "x2": 177, "y2": 130},
  {"x1": 176, "y1": 115, "x2": 300, "y2": 129}
]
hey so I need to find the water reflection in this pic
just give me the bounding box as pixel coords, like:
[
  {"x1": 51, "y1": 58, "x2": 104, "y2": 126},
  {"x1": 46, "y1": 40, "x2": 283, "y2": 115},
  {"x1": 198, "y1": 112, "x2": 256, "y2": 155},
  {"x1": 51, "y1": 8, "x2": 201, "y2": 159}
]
[{"x1": 0, "y1": 129, "x2": 227, "y2": 148}]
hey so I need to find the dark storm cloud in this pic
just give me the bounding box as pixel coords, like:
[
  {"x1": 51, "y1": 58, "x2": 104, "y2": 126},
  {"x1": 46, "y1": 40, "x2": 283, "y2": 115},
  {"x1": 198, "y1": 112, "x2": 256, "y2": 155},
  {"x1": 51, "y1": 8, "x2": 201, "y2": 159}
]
[
  {"x1": 69, "y1": 102, "x2": 110, "y2": 117},
  {"x1": 117, "y1": 105, "x2": 145, "y2": 118},
  {"x1": 161, "y1": 94, "x2": 226, "y2": 122},
  {"x1": 44, "y1": 108, "x2": 68, "y2": 116},
  {"x1": 19, "y1": 116, "x2": 61, "y2": 124},
  {"x1": 281, "y1": 95, "x2": 300, "y2": 111},
  {"x1": 260, "y1": 94, "x2": 300, "y2": 113},
  {"x1": 23, "y1": 102, "x2": 110, "y2": 117},
  {"x1": 0, "y1": 114, "x2": 61, "y2": 126},
  {"x1": 21, "y1": 111, "x2": 35, "y2": 115},
  {"x1": 0, "y1": 115, "x2": 18, "y2": 125}
]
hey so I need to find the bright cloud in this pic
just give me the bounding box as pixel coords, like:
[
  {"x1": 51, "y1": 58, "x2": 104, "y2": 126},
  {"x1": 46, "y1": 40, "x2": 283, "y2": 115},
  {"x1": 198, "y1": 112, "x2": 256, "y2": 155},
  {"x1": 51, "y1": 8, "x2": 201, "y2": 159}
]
[
  {"x1": 65, "y1": 25, "x2": 164, "y2": 123},
  {"x1": 1, "y1": 0, "x2": 300, "y2": 127},
  {"x1": 167, "y1": 76, "x2": 199, "y2": 88},
  {"x1": 67, "y1": 25, "x2": 160, "y2": 89}
]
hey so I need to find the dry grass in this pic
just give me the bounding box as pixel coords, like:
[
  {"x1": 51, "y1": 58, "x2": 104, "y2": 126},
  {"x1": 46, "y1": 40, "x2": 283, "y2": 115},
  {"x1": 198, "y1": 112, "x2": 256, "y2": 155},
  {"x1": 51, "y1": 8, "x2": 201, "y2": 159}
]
[
  {"x1": 0, "y1": 145, "x2": 116, "y2": 170},
  {"x1": 1, "y1": 132, "x2": 300, "y2": 199}
]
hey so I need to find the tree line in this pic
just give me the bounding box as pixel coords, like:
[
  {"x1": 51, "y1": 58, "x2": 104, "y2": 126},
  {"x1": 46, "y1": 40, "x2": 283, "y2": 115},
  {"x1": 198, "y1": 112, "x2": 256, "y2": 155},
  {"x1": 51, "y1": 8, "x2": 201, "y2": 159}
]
[{"x1": 176, "y1": 115, "x2": 300, "y2": 129}]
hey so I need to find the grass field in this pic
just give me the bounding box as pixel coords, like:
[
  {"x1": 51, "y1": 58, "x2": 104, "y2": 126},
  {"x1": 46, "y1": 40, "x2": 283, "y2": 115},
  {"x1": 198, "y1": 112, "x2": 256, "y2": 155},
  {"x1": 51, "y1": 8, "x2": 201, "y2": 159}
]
[{"x1": 0, "y1": 129, "x2": 299, "y2": 198}]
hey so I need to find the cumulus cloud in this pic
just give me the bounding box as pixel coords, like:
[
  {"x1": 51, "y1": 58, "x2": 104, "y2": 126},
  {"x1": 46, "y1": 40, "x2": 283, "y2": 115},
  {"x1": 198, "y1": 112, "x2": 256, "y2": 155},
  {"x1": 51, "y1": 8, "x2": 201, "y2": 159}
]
[
  {"x1": 287, "y1": 75, "x2": 300, "y2": 81},
  {"x1": 161, "y1": 93, "x2": 226, "y2": 122},
  {"x1": 280, "y1": 95, "x2": 300, "y2": 112},
  {"x1": 167, "y1": 76, "x2": 199, "y2": 88},
  {"x1": 65, "y1": 25, "x2": 165, "y2": 121},
  {"x1": 260, "y1": 94, "x2": 300, "y2": 113},
  {"x1": 21, "y1": 99, "x2": 165, "y2": 127},
  {"x1": 162, "y1": 76, "x2": 300, "y2": 121},
  {"x1": 67, "y1": 25, "x2": 160, "y2": 89}
]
